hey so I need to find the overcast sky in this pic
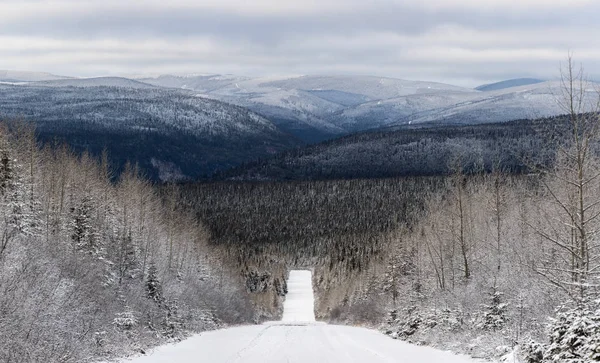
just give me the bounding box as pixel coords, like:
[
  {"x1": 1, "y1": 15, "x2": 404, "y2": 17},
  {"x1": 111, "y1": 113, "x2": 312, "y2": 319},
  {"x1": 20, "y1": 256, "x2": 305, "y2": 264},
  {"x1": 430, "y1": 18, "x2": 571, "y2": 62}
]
[{"x1": 1, "y1": 0, "x2": 600, "y2": 87}]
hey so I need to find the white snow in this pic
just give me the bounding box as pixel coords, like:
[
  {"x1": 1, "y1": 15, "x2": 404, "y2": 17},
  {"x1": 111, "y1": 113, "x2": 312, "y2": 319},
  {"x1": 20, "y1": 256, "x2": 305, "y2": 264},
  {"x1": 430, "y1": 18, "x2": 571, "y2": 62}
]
[
  {"x1": 122, "y1": 324, "x2": 483, "y2": 363},
  {"x1": 281, "y1": 270, "x2": 316, "y2": 323},
  {"x1": 121, "y1": 269, "x2": 482, "y2": 363}
]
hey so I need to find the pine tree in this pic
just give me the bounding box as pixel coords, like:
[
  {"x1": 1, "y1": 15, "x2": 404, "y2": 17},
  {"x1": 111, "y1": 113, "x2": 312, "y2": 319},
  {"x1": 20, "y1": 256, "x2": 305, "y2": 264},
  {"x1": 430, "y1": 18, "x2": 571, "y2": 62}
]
[
  {"x1": 545, "y1": 301, "x2": 600, "y2": 362},
  {"x1": 162, "y1": 299, "x2": 183, "y2": 338},
  {"x1": 146, "y1": 263, "x2": 163, "y2": 304},
  {"x1": 481, "y1": 286, "x2": 508, "y2": 331},
  {"x1": 71, "y1": 196, "x2": 99, "y2": 254}
]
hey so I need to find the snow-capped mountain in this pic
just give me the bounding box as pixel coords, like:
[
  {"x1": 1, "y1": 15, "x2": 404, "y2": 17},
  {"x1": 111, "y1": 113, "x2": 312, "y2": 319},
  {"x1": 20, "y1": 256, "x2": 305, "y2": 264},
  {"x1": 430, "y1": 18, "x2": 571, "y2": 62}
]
[
  {"x1": 141, "y1": 74, "x2": 581, "y2": 142},
  {"x1": 140, "y1": 74, "x2": 479, "y2": 141}
]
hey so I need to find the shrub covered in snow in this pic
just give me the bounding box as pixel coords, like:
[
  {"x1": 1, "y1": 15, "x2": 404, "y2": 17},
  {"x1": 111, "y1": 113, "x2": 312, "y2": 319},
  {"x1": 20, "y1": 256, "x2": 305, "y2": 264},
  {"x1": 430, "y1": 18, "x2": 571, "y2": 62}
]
[
  {"x1": 114, "y1": 309, "x2": 138, "y2": 331},
  {"x1": 383, "y1": 306, "x2": 464, "y2": 340},
  {"x1": 478, "y1": 287, "x2": 509, "y2": 331},
  {"x1": 522, "y1": 300, "x2": 600, "y2": 362}
]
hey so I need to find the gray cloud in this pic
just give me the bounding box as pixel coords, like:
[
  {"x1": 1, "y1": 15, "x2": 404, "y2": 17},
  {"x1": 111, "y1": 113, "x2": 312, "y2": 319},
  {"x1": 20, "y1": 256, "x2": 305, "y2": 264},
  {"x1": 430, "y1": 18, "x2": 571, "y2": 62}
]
[{"x1": 1, "y1": 0, "x2": 599, "y2": 86}]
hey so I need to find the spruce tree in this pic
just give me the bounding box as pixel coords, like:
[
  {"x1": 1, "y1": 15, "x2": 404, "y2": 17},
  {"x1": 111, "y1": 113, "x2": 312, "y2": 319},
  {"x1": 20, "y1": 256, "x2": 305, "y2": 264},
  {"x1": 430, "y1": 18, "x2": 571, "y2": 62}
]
[{"x1": 146, "y1": 263, "x2": 163, "y2": 304}]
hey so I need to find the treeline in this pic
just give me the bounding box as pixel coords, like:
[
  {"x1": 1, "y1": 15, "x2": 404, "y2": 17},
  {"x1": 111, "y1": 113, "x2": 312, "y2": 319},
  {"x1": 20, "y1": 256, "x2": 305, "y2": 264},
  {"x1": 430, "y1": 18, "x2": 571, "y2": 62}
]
[{"x1": 0, "y1": 123, "x2": 254, "y2": 363}]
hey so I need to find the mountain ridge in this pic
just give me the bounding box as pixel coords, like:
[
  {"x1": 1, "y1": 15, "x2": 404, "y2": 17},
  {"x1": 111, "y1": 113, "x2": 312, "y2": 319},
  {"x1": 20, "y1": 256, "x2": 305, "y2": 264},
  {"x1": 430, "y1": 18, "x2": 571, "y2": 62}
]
[{"x1": 475, "y1": 77, "x2": 545, "y2": 91}]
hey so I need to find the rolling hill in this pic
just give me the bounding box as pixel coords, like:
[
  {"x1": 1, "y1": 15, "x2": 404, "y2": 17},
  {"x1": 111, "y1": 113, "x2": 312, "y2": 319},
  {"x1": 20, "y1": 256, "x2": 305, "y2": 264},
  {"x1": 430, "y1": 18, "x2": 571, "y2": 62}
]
[
  {"x1": 217, "y1": 117, "x2": 565, "y2": 181},
  {"x1": 475, "y1": 78, "x2": 545, "y2": 92},
  {"x1": 140, "y1": 75, "x2": 478, "y2": 142},
  {"x1": 141, "y1": 74, "x2": 585, "y2": 142},
  {"x1": 1, "y1": 71, "x2": 590, "y2": 182},
  {"x1": 0, "y1": 83, "x2": 300, "y2": 181}
]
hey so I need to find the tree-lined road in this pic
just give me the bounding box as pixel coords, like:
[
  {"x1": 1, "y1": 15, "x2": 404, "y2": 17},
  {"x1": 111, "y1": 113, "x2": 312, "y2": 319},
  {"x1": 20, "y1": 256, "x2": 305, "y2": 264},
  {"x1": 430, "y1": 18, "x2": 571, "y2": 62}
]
[{"x1": 124, "y1": 271, "x2": 478, "y2": 363}]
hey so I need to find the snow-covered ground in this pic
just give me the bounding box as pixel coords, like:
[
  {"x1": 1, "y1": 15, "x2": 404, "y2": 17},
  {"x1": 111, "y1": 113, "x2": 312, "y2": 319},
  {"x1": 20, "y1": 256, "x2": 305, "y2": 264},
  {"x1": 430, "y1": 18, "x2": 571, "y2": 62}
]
[
  {"x1": 122, "y1": 270, "x2": 482, "y2": 362},
  {"x1": 281, "y1": 270, "x2": 316, "y2": 322},
  {"x1": 123, "y1": 324, "x2": 484, "y2": 363}
]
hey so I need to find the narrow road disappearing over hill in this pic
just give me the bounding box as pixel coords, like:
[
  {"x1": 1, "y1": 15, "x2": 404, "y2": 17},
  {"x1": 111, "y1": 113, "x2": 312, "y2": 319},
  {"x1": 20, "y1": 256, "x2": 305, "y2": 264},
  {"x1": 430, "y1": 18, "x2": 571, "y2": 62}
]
[{"x1": 124, "y1": 270, "x2": 479, "y2": 363}]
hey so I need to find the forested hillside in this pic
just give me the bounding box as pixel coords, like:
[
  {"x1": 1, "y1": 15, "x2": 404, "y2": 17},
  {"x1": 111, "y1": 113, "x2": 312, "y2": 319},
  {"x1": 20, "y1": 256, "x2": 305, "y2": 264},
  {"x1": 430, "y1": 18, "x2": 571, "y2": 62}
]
[
  {"x1": 0, "y1": 83, "x2": 300, "y2": 181},
  {"x1": 0, "y1": 124, "x2": 255, "y2": 362},
  {"x1": 220, "y1": 117, "x2": 564, "y2": 181}
]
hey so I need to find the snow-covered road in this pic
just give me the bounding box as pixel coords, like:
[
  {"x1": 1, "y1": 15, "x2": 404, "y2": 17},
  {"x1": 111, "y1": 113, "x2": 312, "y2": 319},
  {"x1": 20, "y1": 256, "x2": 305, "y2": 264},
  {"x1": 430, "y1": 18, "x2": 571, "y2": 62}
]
[
  {"x1": 124, "y1": 270, "x2": 479, "y2": 363},
  {"x1": 281, "y1": 270, "x2": 316, "y2": 322}
]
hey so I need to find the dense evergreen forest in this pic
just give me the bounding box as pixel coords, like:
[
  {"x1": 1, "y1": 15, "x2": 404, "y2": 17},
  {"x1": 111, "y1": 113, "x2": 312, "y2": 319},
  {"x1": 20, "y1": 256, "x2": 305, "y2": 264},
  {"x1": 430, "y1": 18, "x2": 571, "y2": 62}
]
[
  {"x1": 219, "y1": 117, "x2": 568, "y2": 181},
  {"x1": 182, "y1": 167, "x2": 599, "y2": 361}
]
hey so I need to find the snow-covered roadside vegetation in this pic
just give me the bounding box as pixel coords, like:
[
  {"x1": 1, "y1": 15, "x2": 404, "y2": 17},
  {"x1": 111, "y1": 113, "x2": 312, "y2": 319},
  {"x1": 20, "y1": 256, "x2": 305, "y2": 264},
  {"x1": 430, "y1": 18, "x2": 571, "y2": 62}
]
[
  {"x1": 0, "y1": 123, "x2": 254, "y2": 362},
  {"x1": 326, "y1": 58, "x2": 600, "y2": 363}
]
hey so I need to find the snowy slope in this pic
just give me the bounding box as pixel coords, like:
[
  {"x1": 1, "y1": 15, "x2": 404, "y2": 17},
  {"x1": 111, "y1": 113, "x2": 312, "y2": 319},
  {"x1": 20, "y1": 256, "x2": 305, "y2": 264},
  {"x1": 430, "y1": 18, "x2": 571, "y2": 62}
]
[
  {"x1": 5, "y1": 70, "x2": 584, "y2": 143},
  {"x1": 142, "y1": 73, "x2": 584, "y2": 139},
  {"x1": 263, "y1": 75, "x2": 473, "y2": 100},
  {"x1": 475, "y1": 78, "x2": 544, "y2": 92},
  {"x1": 0, "y1": 83, "x2": 299, "y2": 180},
  {"x1": 339, "y1": 80, "x2": 600, "y2": 128},
  {"x1": 141, "y1": 74, "x2": 477, "y2": 140},
  {"x1": 396, "y1": 81, "x2": 590, "y2": 125},
  {"x1": 122, "y1": 269, "x2": 481, "y2": 363}
]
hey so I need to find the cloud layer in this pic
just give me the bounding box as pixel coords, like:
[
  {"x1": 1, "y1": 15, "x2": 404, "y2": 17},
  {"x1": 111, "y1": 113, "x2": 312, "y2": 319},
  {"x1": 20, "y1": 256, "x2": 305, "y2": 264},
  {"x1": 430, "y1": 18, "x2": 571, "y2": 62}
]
[{"x1": 1, "y1": 0, "x2": 599, "y2": 86}]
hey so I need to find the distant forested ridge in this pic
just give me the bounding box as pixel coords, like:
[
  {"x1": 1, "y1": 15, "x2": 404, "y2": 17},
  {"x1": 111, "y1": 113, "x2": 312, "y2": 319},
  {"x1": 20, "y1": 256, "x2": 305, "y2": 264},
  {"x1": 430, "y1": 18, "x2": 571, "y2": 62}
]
[
  {"x1": 0, "y1": 84, "x2": 300, "y2": 181},
  {"x1": 219, "y1": 116, "x2": 568, "y2": 181}
]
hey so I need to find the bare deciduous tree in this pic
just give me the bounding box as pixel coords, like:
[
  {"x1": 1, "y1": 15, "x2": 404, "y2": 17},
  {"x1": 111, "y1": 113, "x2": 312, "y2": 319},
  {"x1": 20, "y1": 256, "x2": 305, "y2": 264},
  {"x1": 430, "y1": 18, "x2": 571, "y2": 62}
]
[{"x1": 531, "y1": 55, "x2": 600, "y2": 301}]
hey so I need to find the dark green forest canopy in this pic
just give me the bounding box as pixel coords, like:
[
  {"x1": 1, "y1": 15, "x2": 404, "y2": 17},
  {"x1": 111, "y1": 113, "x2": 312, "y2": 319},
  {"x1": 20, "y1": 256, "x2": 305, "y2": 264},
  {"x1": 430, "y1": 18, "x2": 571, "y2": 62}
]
[
  {"x1": 174, "y1": 177, "x2": 446, "y2": 271},
  {"x1": 218, "y1": 116, "x2": 571, "y2": 181}
]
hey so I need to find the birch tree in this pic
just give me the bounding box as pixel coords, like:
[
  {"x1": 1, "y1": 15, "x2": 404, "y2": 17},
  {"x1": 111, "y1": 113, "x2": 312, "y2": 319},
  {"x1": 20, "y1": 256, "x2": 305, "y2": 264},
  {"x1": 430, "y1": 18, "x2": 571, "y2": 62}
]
[{"x1": 533, "y1": 55, "x2": 600, "y2": 302}]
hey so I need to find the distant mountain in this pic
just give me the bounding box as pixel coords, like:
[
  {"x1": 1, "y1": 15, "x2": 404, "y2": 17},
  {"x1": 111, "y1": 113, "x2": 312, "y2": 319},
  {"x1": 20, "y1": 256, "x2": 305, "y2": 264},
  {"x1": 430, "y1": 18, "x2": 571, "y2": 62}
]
[
  {"x1": 337, "y1": 81, "x2": 599, "y2": 129},
  {"x1": 31, "y1": 77, "x2": 157, "y2": 89},
  {"x1": 142, "y1": 74, "x2": 581, "y2": 141},
  {"x1": 0, "y1": 70, "x2": 72, "y2": 83},
  {"x1": 0, "y1": 83, "x2": 300, "y2": 181},
  {"x1": 475, "y1": 78, "x2": 545, "y2": 92},
  {"x1": 141, "y1": 74, "x2": 477, "y2": 142},
  {"x1": 0, "y1": 70, "x2": 586, "y2": 183}
]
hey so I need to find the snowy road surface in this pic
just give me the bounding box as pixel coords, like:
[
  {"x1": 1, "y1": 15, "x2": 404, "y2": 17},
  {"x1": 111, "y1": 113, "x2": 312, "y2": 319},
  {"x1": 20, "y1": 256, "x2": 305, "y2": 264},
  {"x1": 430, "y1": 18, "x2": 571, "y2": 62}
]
[
  {"x1": 124, "y1": 270, "x2": 478, "y2": 363},
  {"x1": 281, "y1": 270, "x2": 316, "y2": 322}
]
